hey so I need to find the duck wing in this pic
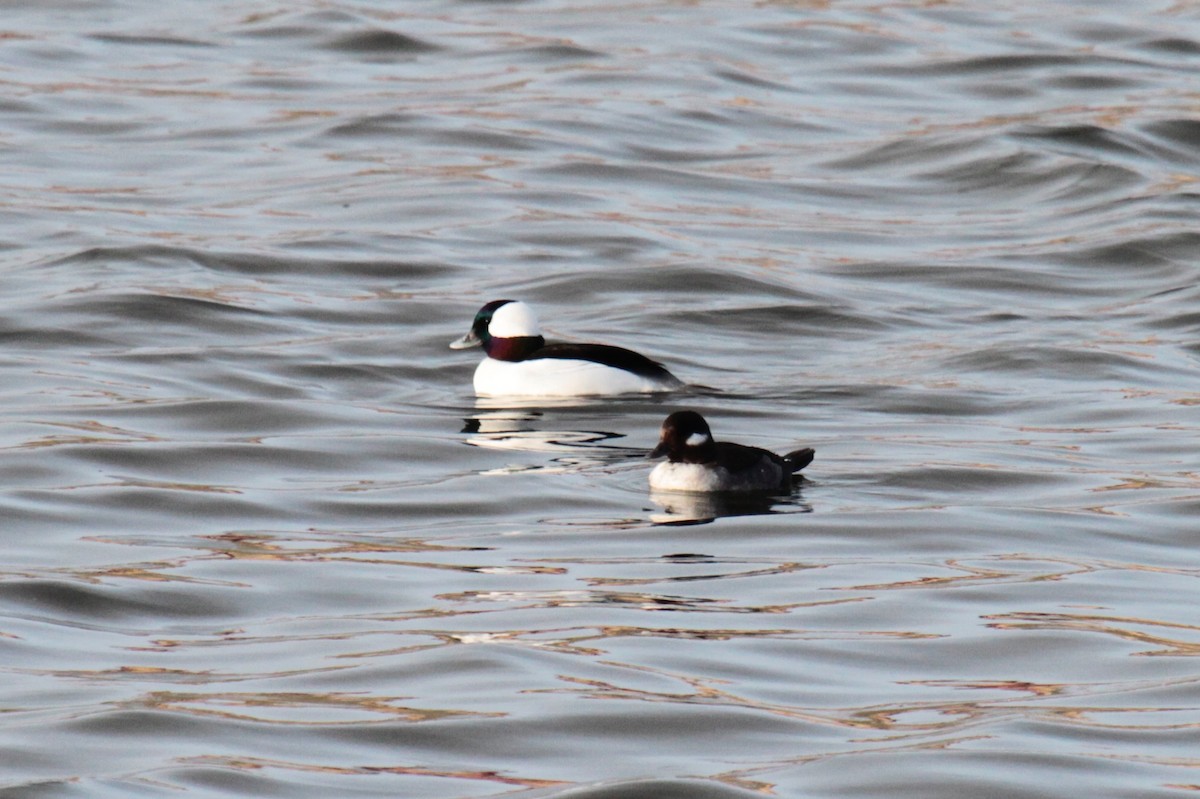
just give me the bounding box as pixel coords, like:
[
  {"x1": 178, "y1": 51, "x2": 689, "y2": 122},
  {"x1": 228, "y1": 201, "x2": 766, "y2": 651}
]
[{"x1": 713, "y1": 441, "x2": 782, "y2": 474}]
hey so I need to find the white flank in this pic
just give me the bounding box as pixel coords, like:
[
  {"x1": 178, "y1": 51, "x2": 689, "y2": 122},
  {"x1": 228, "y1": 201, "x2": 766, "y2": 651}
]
[
  {"x1": 474, "y1": 357, "x2": 672, "y2": 397},
  {"x1": 649, "y1": 462, "x2": 728, "y2": 492},
  {"x1": 649, "y1": 458, "x2": 785, "y2": 493}
]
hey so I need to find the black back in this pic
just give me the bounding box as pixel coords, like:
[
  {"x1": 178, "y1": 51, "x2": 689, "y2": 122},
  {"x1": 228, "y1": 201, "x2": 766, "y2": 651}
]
[
  {"x1": 713, "y1": 441, "x2": 784, "y2": 473},
  {"x1": 528, "y1": 342, "x2": 679, "y2": 382}
]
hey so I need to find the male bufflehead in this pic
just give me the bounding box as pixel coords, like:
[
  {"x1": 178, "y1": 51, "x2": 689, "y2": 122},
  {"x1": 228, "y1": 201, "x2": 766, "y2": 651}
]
[
  {"x1": 450, "y1": 299, "x2": 683, "y2": 398},
  {"x1": 649, "y1": 410, "x2": 814, "y2": 493}
]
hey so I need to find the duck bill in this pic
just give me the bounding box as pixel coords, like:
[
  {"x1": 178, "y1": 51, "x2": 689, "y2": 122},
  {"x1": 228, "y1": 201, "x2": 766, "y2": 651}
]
[
  {"x1": 648, "y1": 441, "x2": 669, "y2": 459},
  {"x1": 449, "y1": 330, "x2": 480, "y2": 350}
]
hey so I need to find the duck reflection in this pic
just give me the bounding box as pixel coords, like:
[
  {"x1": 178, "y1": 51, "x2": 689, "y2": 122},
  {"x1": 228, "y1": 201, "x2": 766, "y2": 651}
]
[
  {"x1": 461, "y1": 407, "x2": 641, "y2": 475},
  {"x1": 648, "y1": 488, "x2": 810, "y2": 525}
]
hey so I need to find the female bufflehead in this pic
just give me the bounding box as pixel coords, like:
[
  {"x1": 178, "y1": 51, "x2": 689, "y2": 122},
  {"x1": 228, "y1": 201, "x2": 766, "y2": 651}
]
[
  {"x1": 450, "y1": 299, "x2": 683, "y2": 398},
  {"x1": 649, "y1": 410, "x2": 814, "y2": 493}
]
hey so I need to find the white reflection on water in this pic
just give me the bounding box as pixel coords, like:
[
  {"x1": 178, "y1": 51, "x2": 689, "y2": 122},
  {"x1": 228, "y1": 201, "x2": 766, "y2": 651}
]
[{"x1": 648, "y1": 488, "x2": 811, "y2": 525}]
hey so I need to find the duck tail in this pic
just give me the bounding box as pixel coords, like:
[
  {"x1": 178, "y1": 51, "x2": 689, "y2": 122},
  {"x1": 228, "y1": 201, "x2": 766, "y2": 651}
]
[{"x1": 783, "y1": 447, "x2": 815, "y2": 473}]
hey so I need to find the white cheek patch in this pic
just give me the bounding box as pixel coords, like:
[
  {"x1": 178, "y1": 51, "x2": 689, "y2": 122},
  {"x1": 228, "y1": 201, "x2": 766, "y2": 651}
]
[{"x1": 685, "y1": 432, "x2": 710, "y2": 447}]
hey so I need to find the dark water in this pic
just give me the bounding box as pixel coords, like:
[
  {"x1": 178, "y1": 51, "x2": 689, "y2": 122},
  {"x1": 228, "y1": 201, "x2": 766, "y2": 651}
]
[{"x1": 2, "y1": 1, "x2": 1199, "y2": 797}]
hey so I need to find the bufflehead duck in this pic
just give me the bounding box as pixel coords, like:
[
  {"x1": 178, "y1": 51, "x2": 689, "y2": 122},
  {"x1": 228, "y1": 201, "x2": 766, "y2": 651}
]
[
  {"x1": 649, "y1": 410, "x2": 814, "y2": 493},
  {"x1": 450, "y1": 299, "x2": 683, "y2": 398}
]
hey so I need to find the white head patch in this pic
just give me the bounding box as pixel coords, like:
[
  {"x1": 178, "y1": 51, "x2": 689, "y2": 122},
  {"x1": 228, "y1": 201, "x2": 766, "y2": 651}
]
[
  {"x1": 685, "y1": 432, "x2": 711, "y2": 447},
  {"x1": 489, "y1": 301, "x2": 542, "y2": 338}
]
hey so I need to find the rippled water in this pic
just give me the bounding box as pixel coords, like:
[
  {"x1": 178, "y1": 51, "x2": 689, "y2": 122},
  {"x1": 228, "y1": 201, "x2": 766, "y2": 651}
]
[{"x1": 2, "y1": 1, "x2": 1199, "y2": 797}]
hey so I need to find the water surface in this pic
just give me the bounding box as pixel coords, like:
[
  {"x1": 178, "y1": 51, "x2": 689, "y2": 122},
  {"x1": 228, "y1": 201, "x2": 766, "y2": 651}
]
[{"x1": 1, "y1": 1, "x2": 1199, "y2": 797}]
